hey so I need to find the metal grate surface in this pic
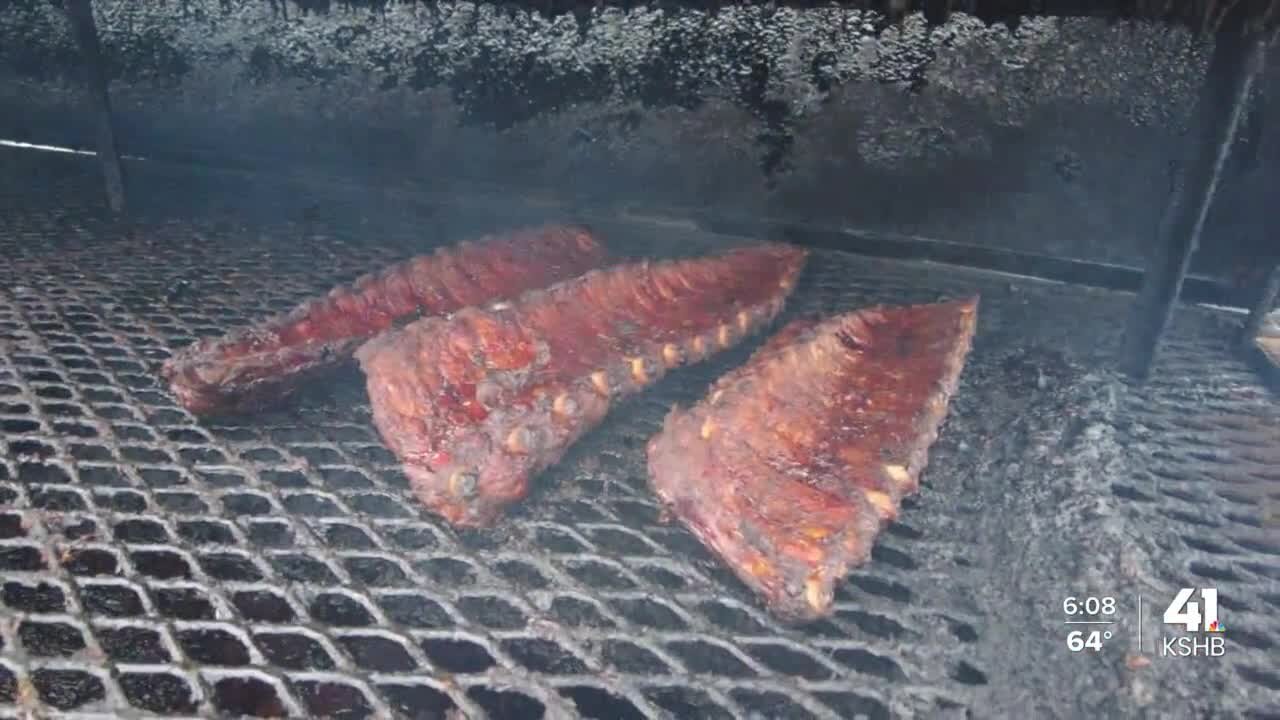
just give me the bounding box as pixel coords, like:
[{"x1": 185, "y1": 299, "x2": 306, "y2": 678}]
[{"x1": 0, "y1": 148, "x2": 1277, "y2": 719}]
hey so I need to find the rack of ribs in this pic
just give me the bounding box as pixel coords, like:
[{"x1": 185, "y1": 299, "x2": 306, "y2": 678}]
[
  {"x1": 161, "y1": 225, "x2": 607, "y2": 416},
  {"x1": 355, "y1": 243, "x2": 808, "y2": 527},
  {"x1": 646, "y1": 297, "x2": 978, "y2": 621}
]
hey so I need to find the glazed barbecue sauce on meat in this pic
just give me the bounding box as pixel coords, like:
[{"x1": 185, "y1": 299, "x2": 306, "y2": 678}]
[
  {"x1": 647, "y1": 297, "x2": 978, "y2": 621},
  {"x1": 356, "y1": 243, "x2": 808, "y2": 527},
  {"x1": 162, "y1": 225, "x2": 606, "y2": 416}
]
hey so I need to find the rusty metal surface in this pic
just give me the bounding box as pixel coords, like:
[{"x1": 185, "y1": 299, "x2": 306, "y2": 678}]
[{"x1": 0, "y1": 148, "x2": 1277, "y2": 718}]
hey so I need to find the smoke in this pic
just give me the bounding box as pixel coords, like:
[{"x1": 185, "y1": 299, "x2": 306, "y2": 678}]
[{"x1": 0, "y1": 0, "x2": 1273, "y2": 280}]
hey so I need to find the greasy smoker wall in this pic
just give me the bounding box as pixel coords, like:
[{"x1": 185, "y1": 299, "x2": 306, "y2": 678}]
[{"x1": 0, "y1": 1, "x2": 1276, "y2": 280}]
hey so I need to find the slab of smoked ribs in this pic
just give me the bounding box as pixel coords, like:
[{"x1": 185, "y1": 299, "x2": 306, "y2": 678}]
[
  {"x1": 356, "y1": 243, "x2": 808, "y2": 527},
  {"x1": 161, "y1": 225, "x2": 607, "y2": 416},
  {"x1": 647, "y1": 297, "x2": 979, "y2": 622}
]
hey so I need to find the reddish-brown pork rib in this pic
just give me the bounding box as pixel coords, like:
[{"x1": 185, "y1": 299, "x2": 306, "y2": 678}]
[
  {"x1": 647, "y1": 297, "x2": 978, "y2": 621},
  {"x1": 356, "y1": 244, "x2": 808, "y2": 527},
  {"x1": 161, "y1": 225, "x2": 607, "y2": 416}
]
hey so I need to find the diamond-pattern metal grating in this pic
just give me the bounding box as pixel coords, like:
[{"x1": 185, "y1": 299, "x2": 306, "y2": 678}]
[{"x1": 0, "y1": 148, "x2": 1277, "y2": 719}]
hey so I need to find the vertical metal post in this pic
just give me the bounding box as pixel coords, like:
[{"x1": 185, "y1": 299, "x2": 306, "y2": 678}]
[
  {"x1": 61, "y1": 0, "x2": 126, "y2": 213},
  {"x1": 1119, "y1": 29, "x2": 1270, "y2": 380}
]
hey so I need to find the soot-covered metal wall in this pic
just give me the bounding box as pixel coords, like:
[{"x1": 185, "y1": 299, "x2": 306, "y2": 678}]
[{"x1": 0, "y1": 1, "x2": 1275, "y2": 279}]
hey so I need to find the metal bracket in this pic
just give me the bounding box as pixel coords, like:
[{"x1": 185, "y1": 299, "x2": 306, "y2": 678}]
[
  {"x1": 1119, "y1": 28, "x2": 1271, "y2": 380},
  {"x1": 59, "y1": 0, "x2": 127, "y2": 214}
]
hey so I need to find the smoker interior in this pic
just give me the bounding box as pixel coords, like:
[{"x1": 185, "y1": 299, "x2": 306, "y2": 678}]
[{"x1": 0, "y1": 146, "x2": 1278, "y2": 720}]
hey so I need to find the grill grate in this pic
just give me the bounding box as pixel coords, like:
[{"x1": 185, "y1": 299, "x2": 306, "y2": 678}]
[{"x1": 0, "y1": 148, "x2": 1277, "y2": 719}]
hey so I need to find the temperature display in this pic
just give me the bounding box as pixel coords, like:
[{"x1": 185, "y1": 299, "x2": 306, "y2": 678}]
[
  {"x1": 1067, "y1": 629, "x2": 1113, "y2": 652},
  {"x1": 1062, "y1": 595, "x2": 1118, "y2": 654}
]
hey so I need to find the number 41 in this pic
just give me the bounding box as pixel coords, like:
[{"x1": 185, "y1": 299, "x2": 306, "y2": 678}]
[{"x1": 1163, "y1": 588, "x2": 1219, "y2": 632}]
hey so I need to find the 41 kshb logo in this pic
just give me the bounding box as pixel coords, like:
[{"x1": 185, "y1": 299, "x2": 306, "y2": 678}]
[{"x1": 1161, "y1": 588, "x2": 1226, "y2": 658}]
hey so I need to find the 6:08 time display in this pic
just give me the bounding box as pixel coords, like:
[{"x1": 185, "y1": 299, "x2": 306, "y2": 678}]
[{"x1": 1063, "y1": 596, "x2": 1116, "y2": 616}]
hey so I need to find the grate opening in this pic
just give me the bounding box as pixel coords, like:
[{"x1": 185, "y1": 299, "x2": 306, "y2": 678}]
[
  {"x1": 254, "y1": 632, "x2": 336, "y2": 671},
  {"x1": 644, "y1": 686, "x2": 734, "y2": 720},
  {"x1": 536, "y1": 527, "x2": 590, "y2": 553},
  {"x1": 743, "y1": 643, "x2": 835, "y2": 680},
  {"x1": 32, "y1": 668, "x2": 105, "y2": 710},
  {"x1": 178, "y1": 519, "x2": 236, "y2": 545},
  {"x1": 80, "y1": 583, "x2": 146, "y2": 617},
  {"x1": 731, "y1": 689, "x2": 816, "y2": 719},
  {"x1": 0, "y1": 515, "x2": 25, "y2": 539},
  {"x1": 494, "y1": 559, "x2": 551, "y2": 589},
  {"x1": 665, "y1": 640, "x2": 756, "y2": 678},
  {"x1": 458, "y1": 596, "x2": 528, "y2": 629},
  {"x1": 0, "y1": 666, "x2": 15, "y2": 703},
  {"x1": 951, "y1": 660, "x2": 989, "y2": 686},
  {"x1": 343, "y1": 556, "x2": 410, "y2": 587},
  {"x1": 349, "y1": 493, "x2": 412, "y2": 518},
  {"x1": 561, "y1": 685, "x2": 646, "y2": 720},
  {"x1": 210, "y1": 676, "x2": 287, "y2": 717},
  {"x1": 501, "y1": 638, "x2": 590, "y2": 675},
  {"x1": 222, "y1": 493, "x2": 273, "y2": 516},
  {"x1": 829, "y1": 647, "x2": 906, "y2": 681},
  {"x1": 0, "y1": 545, "x2": 47, "y2": 571},
  {"x1": 837, "y1": 608, "x2": 911, "y2": 640},
  {"x1": 118, "y1": 672, "x2": 198, "y2": 714},
  {"x1": 98, "y1": 489, "x2": 148, "y2": 512},
  {"x1": 247, "y1": 521, "x2": 294, "y2": 546},
  {"x1": 18, "y1": 462, "x2": 70, "y2": 483},
  {"x1": 324, "y1": 524, "x2": 377, "y2": 549},
  {"x1": 1239, "y1": 666, "x2": 1280, "y2": 692},
  {"x1": 602, "y1": 640, "x2": 671, "y2": 674},
  {"x1": 548, "y1": 596, "x2": 616, "y2": 628},
  {"x1": 18, "y1": 621, "x2": 86, "y2": 658},
  {"x1": 377, "y1": 594, "x2": 452, "y2": 629},
  {"x1": 946, "y1": 618, "x2": 980, "y2": 643},
  {"x1": 696, "y1": 600, "x2": 768, "y2": 634},
  {"x1": 815, "y1": 691, "x2": 892, "y2": 720},
  {"x1": 415, "y1": 557, "x2": 478, "y2": 586},
  {"x1": 634, "y1": 564, "x2": 687, "y2": 590},
  {"x1": 608, "y1": 597, "x2": 687, "y2": 630},
  {"x1": 563, "y1": 559, "x2": 637, "y2": 590},
  {"x1": 420, "y1": 637, "x2": 496, "y2": 674},
  {"x1": 1231, "y1": 629, "x2": 1274, "y2": 651},
  {"x1": 232, "y1": 590, "x2": 295, "y2": 623},
  {"x1": 273, "y1": 554, "x2": 340, "y2": 584},
  {"x1": 378, "y1": 683, "x2": 457, "y2": 718},
  {"x1": 132, "y1": 550, "x2": 193, "y2": 580},
  {"x1": 870, "y1": 543, "x2": 918, "y2": 571},
  {"x1": 310, "y1": 592, "x2": 376, "y2": 627},
  {"x1": 845, "y1": 575, "x2": 913, "y2": 604},
  {"x1": 199, "y1": 552, "x2": 263, "y2": 581},
  {"x1": 97, "y1": 625, "x2": 171, "y2": 663},
  {"x1": 175, "y1": 628, "x2": 252, "y2": 666},
  {"x1": 467, "y1": 686, "x2": 546, "y2": 720},
  {"x1": 82, "y1": 466, "x2": 129, "y2": 488},
  {"x1": 3, "y1": 581, "x2": 67, "y2": 613},
  {"x1": 293, "y1": 680, "x2": 374, "y2": 719},
  {"x1": 338, "y1": 634, "x2": 417, "y2": 672},
  {"x1": 281, "y1": 493, "x2": 341, "y2": 516}
]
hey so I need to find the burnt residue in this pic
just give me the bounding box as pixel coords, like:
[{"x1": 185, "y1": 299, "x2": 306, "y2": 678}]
[
  {"x1": 255, "y1": 0, "x2": 1280, "y2": 33},
  {"x1": 0, "y1": 1, "x2": 1276, "y2": 276},
  {"x1": 101, "y1": 28, "x2": 192, "y2": 86},
  {"x1": 3, "y1": 1, "x2": 1178, "y2": 177},
  {"x1": 0, "y1": 3, "x2": 1210, "y2": 147}
]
